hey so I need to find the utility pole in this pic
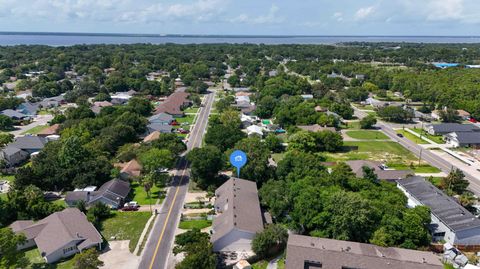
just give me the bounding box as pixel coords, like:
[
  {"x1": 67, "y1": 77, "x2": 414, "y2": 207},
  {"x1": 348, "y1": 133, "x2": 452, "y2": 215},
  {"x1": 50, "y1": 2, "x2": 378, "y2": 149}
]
[{"x1": 418, "y1": 148, "x2": 423, "y2": 166}]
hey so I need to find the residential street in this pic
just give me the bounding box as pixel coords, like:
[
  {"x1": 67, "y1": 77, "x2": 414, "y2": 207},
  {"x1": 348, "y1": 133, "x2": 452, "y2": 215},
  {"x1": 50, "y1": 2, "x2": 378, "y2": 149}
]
[
  {"x1": 138, "y1": 90, "x2": 216, "y2": 269},
  {"x1": 354, "y1": 108, "x2": 480, "y2": 195}
]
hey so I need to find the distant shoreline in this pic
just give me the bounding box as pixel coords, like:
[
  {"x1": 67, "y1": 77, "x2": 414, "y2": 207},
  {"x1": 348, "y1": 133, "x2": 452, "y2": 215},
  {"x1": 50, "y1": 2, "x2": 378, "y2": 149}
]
[
  {"x1": 1, "y1": 33, "x2": 480, "y2": 46},
  {"x1": 1, "y1": 32, "x2": 480, "y2": 38}
]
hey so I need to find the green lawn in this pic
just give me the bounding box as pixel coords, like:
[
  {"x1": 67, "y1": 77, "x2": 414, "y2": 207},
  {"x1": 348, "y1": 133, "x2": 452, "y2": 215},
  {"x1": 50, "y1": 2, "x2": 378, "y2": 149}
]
[
  {"x1": 278, "y1": 257, "x2": 285, "y2": 269},
  {"x1": 325, "y1": 141, "x2": 418, "y2": 164},
  {"x1": 387, "y1": 164, "x2": 442, "y2": 173},
  {"x1": 396, "y1": 130, "x2": 428, "y2": 144},
  {"x1": 49, "y1": 199, "x2": 67, "y2": 207},
  {"x1": 184, "y1": 107, "x2": 199, "y2": 113},
  {"x1": 0, "y1": 193, "x2": 7, "y2": 200},
  {"x1": 21, "y1": 125, "x2": 48, "y2": 135},
  {"x1": 271, "y1": 153, "x2": 285, "y2": 163},
  {"x1": 130, "y1": 182, "x2": 165, "y2": 205},
  {"x1": 24, "y1": 248, "x2": 74, "y2": 269},
  {"x1": 178, "y1": 219, "x2": 212, "y2": 230},
  {"x1": 345, "y1": 130, "x2": 389, "y2": 140},
  {"x1": 0, "y1": 173, "x2": 14, "y2": 182},
  {"x1": 176, "y1": 114, "x2": 196, "y2": 125},
  {"x1": 252, "y1": 260, "x2": 268, "y2": 269},
  {"x1": 100, "y1": 211, "x2": 151, "y2": 253},
  {"x1": 342, "y1": 121, "x2": 361, "y2": 129},
  {"x1": 410, "y1": 128, "x2": 445, "y2": 144}
]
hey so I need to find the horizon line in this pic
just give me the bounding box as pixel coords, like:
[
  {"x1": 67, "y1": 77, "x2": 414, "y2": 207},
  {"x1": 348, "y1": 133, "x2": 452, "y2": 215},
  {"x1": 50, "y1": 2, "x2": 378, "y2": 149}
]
[{"x1": 1, "y1": 31, "x2": 480, "y2": 38}]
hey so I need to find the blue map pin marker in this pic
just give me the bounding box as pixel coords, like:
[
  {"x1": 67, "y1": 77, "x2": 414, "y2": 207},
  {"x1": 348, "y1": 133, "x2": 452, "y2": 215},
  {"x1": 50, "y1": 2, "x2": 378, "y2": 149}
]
[{"x1": 230, "y1": 150, "x2": 247, "y2": 177}]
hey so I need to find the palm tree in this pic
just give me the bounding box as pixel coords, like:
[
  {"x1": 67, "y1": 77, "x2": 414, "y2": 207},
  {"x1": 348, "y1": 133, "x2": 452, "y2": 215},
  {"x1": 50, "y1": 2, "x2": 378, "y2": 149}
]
[{"x1": 143, "y1": 173, "x2": 154, "y2": 213}]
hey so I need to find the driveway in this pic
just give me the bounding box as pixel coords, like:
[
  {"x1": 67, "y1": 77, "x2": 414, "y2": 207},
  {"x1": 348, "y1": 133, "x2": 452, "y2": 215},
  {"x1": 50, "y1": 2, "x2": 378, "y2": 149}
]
[
  {"x1": 9, "y1": 114, "x2": 53, "y2": 137},
  {"x1": 99, "y1": 240, "x2": 139, "y2": 269}
]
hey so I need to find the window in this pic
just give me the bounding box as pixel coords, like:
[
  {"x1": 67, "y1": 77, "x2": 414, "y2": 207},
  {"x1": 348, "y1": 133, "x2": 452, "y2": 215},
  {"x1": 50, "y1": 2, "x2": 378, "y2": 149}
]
[
  {"x1": 63, "y1": 246, "x2": 76, "y2": 254},
  {"x1": 304, "y1": 260, "x2": 322, "y2": 269}
]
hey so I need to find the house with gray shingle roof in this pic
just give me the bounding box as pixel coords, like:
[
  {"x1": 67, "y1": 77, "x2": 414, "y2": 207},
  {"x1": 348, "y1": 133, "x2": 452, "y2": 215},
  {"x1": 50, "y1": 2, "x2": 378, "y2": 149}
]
[
  {"x1": 444, "y1": 131, "x2": 480, "y2": 148},
  {"x1": 0, "y1": 109, "x2": 29, "y2": 120},
  {"x1": 10, "y1": 208, "x2": 102, "y2": 264},
  {"x1": 9, "y1": 136, "x2": 48, "y2": 154},
  {"x1": 211, "y1": 178, "x2": 264, "y2": 254},
  {"x1": 65, "y1": 179, "x2": 131, "y2": 209},
  {"x1": 0, "y1": 145, "x2": 30, "y2": 166},
  {"x1": 424, "y1": 123, "x2": 479, "y2": 136},
  {"x1": 285, "y1": 234, "x2": 442, "y2": 269}
]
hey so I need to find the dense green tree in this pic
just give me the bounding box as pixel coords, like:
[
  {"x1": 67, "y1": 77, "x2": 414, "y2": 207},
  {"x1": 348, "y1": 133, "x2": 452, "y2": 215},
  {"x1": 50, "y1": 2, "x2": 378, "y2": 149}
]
[
  {"x1": 73, "y1": 248, "x2": 104, "y2": 269},
  {"x1": 0, "y1": 228, "x2": 28, "y2": 269},
  {"x1": 138, "y1": 148, "x2": 175, "y2": 173},
  {"x1": 377, "y1": 106, "x2": 414, "y2": 123},
  {"x1": 264, "y1": 133, "x2": 283, "y2": 153},
  {"x1": 360, "y1": 114, "x2": 377, "y2": 129},
  {"x1": 439, "y1": 108, "x2": 462, "y2": 123},
  {"x1": 0, "y1": 115, "x2": 14, "y2": 130},
  {"x1": 442, "y1": 168, "x2": 469, "y2": 195},
  {"x1": 252, "y1": 224, "x2": 288, "y2": 259},
  {"x1": 187, "y1": 146, "x2": 224, "y2": 189},
  {"x1": 231, "y1": 137, "x2": 272, "y2": 184}
]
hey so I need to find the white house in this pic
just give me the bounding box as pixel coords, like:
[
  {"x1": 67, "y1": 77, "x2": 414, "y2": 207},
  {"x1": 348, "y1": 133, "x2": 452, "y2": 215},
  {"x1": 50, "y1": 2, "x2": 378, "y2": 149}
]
[
  {"x1": 246, "y1": 125, "x2": 263, "y2": 137},
  {"x1": 211, "y1": 178, "x2": 264, "y2": 254},
  {"x1": 397, "y1": 176, "x2": 480, "y2": 246}
]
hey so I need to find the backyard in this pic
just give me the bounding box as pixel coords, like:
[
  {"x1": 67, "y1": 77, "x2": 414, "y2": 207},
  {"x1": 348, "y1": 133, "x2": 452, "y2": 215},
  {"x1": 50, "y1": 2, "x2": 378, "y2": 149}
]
[
  {"x1": 184, "y1": 106, "x2": 199, "y2": 114},
  {"x1": 23, "y1": 248, "x2": 74, "y2": 269},
  {"x1": 100, "y1": 211, "x2": 151, "y2": 252}
]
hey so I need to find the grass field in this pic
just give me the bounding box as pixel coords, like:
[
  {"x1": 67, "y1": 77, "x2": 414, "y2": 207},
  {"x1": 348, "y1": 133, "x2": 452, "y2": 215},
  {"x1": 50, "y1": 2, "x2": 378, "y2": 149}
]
[
  {"x1": 388, "y1": 163, "x2": 442, "y2": 173},
  {"x1": 410, "y1": 128, "x2": 445, "y2": 144},
  {"x1": 396, "y1": 130, "x2": 428, "y2": 144},
  {"x1": 0, "y1": 174, "x2": 14, "y2": 182},
  {"x1": 178, "y1": 219, "x2": 212, "y2": 230},
  {"x1": 343, "y1": 121, "x2": 361, "y2": 129},
  {"x1": 184, "y1": 107, "x2": 199, "y2": 113},
  {"x1": 252, "y1": 260, "x2": 268, "y2": 269},
  {"x1": 100, "y1": 211, "x2": 151, "y2": 252},
  {"x1": 176, "y1": 114, "x2": 196, "y2": 125},
  {"x1": 130, "y1": 182, "x2": 165, "y2": 205},
  {"x1": 325, "y1": 141, "x2": 417, "y2": 164},
  {"x1": 24, "y1": 248, "x2": 74, "y2": 269},
  {"x1": 21, "y1": 125, "x2": 48, "y2": 135},
  {"x1": 345, "y1": 130, "x2": 389, "y2": 140}
]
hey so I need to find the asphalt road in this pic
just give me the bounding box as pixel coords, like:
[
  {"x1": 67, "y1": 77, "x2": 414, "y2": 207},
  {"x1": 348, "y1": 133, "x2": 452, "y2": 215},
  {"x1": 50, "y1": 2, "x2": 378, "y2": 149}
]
[
  {"x1": 138, "y1": 90, "x2": 216, "y2": 269},
  {"x1": 354, "y1": 108, "x2": 480, "y2": 195}
]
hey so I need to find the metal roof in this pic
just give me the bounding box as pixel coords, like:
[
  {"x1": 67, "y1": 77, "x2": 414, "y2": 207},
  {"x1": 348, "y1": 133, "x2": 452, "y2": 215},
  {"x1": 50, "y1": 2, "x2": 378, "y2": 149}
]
[{"x1": 398, "y1": 176, "x2": 480, "y2": 232}]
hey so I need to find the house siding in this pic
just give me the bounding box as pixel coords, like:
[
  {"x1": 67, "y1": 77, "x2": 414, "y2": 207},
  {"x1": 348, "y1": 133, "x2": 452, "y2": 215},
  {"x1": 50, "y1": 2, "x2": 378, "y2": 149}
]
[
  {"x1": 212, "y1": 229, "x2": 256, "y2": 253},
  {"x1": 44, "y1": 241, "x2": 79, "y2": 263}
]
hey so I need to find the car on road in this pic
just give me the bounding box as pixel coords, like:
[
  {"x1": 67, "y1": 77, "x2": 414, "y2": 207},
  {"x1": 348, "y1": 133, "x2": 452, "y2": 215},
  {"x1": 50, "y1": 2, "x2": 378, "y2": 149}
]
[{"x1": 396, "y1": 133, "x2": 404, "y2": 138}]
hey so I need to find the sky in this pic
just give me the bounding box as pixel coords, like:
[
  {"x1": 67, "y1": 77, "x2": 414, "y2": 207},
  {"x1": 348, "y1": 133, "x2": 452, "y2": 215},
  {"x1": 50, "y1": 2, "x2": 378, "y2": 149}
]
[{"x1": 1, "y1": 0, "x2": 480, "y2": 35}]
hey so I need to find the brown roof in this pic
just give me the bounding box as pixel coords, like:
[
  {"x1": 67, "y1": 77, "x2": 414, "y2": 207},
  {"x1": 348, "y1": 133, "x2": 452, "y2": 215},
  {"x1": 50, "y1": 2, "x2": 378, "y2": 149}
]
[
  {"x1": 346, "y1": 160, "x2": 413, "y2": 181},
  {"x1": 298, "y1": 124, "x2": 336, "y2": 132},
  {"x1": 117, "y1": 159, "x2": 142, "y2": 177},
  {"x1": 235, "y1": 91, "x2": 252, "y2": 97},
  {"x1": 285, "y1": 234, "x2": 442, "y2": 269},
  {"x1": 11, "y1": 208, "x2": 102, "y2": 257},
  {"x1": 154, "y1": 91, "x2": 190, "y2": 116},
  {"x1": 457, "y1": 109, "x2": 471, "y2": 117},
  {"x1": 37, "y1": 124, "x2": 61, "y2": 137},
  {"x1": 143, "y1": 131, "x2": 161, "y2": 143},
  {"x1": 211, "y1": 178, "x2": 264, "y2": 244}
]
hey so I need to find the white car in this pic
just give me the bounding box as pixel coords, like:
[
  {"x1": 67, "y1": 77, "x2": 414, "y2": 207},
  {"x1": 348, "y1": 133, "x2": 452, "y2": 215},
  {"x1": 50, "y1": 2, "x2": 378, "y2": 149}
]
[{"x1": 124, "y1": 201, "x2": 139, "y2": 208}]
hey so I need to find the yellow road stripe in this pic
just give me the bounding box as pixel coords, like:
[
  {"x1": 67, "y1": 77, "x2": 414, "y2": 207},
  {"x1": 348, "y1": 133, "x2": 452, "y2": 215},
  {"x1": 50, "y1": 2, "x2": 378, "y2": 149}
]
[{"x1": 148, "y1": 94, "x2": 210, "y2": 269}]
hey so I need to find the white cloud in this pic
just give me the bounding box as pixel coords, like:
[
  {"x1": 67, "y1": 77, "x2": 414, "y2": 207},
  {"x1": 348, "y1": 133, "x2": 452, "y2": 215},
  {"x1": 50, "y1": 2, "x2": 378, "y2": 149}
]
[
  {"x1": 230, "y1": 4, "x2": 283, "y2": 24},
  {"x1": 354, "y1": 5, "x2": 376, "y2": 21},
  {"x1": 333, "y1": 12, "x2": 343, "y2": 21}
]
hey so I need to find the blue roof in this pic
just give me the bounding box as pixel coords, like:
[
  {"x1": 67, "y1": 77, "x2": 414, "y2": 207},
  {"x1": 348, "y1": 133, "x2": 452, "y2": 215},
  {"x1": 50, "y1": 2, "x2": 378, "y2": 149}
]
[{"x1": 433, "y1": 62, "x2": 459, "y2": 68}]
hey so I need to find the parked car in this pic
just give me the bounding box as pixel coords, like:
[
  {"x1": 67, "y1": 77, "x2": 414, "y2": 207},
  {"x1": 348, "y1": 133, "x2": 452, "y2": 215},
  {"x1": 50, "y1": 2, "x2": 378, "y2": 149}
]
[
  {"x1": 170, "y1": 121, "x2": 179, "y2": 126},
  {"x1": 123, "y1": 201, "x2": 140, "y2": 211},
  {"x1": 179, "y1": 128, "x2": 190, "y2": 134},
  {"x1": 397, "y1": 133, "x2": 404, "y2": 138}
]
